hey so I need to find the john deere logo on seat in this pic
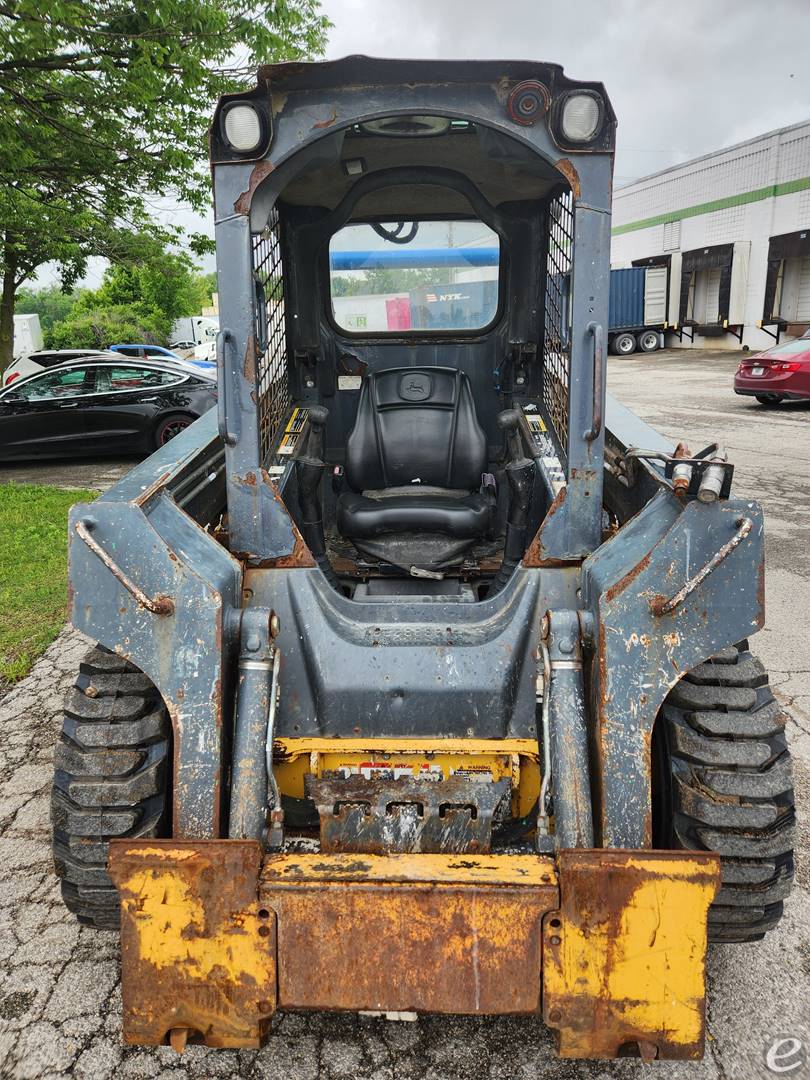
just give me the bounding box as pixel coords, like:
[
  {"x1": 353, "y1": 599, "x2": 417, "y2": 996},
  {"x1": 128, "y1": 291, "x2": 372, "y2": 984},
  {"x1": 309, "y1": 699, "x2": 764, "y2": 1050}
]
[{"x1": 399, "y1": 373, "x2": 431, "y2": 401}]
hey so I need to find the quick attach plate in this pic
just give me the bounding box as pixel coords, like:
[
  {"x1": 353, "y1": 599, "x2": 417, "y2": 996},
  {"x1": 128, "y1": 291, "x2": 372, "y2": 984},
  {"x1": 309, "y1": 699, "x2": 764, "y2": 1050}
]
[{"x1": 306, "y1": 775, "x2": 510, "y2": 854}]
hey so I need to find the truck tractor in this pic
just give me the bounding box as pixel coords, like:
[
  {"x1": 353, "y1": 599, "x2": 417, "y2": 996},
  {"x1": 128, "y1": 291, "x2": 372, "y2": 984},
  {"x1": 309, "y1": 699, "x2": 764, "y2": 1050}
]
[{"x1": 51, "y1": 56, "x2": 794, "y2": 1062}]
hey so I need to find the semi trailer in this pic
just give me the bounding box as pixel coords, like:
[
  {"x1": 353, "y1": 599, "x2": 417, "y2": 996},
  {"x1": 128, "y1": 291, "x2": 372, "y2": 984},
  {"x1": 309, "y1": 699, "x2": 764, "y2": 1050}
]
[{"x1": 607, "y1": 264, "x2": 669, "y2": 354}]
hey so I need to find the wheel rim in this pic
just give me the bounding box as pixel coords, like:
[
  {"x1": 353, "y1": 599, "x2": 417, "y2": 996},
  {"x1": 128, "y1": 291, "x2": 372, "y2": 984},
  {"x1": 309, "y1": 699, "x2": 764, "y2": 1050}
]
[
  {"x1": 160, "y1": 418, "x2": 191, "y2": 444},
  {"x1": 617, "y1": 336, "x2": 633, "y2": 353},
  {"x1": 641, "y1": 333, "x2": 658, "y2": 350}
]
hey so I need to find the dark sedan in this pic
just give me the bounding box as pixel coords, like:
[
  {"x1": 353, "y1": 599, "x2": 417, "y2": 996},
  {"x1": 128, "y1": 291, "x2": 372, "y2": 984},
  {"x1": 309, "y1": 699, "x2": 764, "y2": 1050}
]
[{"x1": 0, "y1": 359, "x2": 217, "y2": 461}]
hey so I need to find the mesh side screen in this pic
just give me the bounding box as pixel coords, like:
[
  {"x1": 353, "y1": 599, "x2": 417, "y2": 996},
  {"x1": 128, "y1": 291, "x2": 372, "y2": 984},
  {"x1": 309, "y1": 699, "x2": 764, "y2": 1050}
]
[
  {"x1": 253, "y1": 207, "x2": 289, "y2": 468},
  {"x1": 543, "y1": 189, "x2": 574, "y2": 463}
]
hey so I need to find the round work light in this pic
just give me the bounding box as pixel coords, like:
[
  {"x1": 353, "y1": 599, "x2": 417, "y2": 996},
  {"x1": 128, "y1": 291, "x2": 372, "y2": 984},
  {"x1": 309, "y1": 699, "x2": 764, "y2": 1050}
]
[
  {"x1": 560, "y1": 93, "x2": 602, "y2": 142},
  {"x1": 223, "y1": 104, "x2": 263, "y2": 152}
]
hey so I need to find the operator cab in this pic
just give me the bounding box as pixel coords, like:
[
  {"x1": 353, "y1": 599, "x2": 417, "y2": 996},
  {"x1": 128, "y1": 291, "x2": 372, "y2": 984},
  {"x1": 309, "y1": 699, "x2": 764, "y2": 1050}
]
[{"x1": 257, "y1": 112, "x2": 579, "y2": 600}]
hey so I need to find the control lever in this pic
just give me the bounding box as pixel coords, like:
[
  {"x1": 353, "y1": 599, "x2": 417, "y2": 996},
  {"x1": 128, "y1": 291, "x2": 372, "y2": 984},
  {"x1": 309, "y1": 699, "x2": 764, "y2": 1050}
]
[
  {"x1": 488, "y1": 410, "x2": 535, "y2": 596},
  {"x1": 294, "y1": 406, "x2": 340, "y2": 588}
]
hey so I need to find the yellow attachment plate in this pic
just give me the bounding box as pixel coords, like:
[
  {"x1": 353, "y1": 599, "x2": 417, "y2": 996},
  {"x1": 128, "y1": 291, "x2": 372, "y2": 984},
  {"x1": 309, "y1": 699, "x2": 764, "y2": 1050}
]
[
  {"x1": 260, "y1": 852, "x2": 558, "y2": 1015},
  {"x1": 108, "y1": 840, "x2": 275, "y2": 1048},
  {"x1": 108, "y1": 842, "x2": 719, "y2": 1059},
  {"x1": 273, "y1": 737, "x2": 541, "y2": 818},
  {"x1": 542, "y1": 849, "x2": 721, "y2": 1060}
]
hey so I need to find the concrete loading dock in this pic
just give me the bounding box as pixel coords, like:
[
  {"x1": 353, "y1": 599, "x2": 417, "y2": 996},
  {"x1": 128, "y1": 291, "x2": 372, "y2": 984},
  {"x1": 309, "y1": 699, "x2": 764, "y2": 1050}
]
[{"x1": 612, "y1": 120, "x2": 810, "y2": 351}]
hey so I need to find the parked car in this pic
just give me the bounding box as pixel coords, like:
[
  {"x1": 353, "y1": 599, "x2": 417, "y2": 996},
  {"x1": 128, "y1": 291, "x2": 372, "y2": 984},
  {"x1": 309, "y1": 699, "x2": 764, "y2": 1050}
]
[
  {"x1": 3, "y1": 348, "x2": 118, "y2": 387},
  {"x1": 0, "y1": 358, "x2": 217, "y2": 461},
  {"x1": 109, "y1": 343, "x2": 184, "y2": 361},
  {"x1": 109, "y1": 342, "x2": 216, "y2": 374},
  {"x1": 734, "y1": 338, "x2": 810, "y2": 405}
]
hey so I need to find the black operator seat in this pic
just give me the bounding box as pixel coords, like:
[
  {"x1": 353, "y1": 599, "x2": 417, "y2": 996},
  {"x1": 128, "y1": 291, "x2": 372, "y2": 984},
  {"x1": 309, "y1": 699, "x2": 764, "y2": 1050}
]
[{"x1": 336, "y1": 367, "x2": 495, "y2": 571}]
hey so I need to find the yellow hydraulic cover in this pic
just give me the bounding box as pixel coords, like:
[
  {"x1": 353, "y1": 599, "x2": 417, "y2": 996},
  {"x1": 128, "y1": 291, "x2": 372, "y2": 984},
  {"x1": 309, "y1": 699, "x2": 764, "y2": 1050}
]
[{"x1": 542, "y1": 849, "x2": 721, "y2": 1060}]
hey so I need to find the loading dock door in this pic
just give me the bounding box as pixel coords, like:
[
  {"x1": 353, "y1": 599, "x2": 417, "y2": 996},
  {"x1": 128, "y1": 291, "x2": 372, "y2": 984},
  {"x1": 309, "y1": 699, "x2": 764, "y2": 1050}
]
[
  {"x1": 643, "y1": 265, "x2": 668, "y2": 325},
  {"x1": 704, "y1": 268, "x2": 722, "y2": 324},
  {"x1": 798, "y1": 255, "x2": 810, "y2": 321}
]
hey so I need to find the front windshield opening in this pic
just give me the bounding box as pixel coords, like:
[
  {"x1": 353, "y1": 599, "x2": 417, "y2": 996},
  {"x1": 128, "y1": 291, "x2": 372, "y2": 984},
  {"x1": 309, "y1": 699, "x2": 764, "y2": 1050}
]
[{"x1": 329, "y1": 219, "x2": 500, "y2": 334}]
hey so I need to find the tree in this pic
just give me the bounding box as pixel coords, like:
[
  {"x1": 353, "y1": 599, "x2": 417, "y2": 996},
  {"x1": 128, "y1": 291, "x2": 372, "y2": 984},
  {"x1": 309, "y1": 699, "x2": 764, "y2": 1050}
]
[
  {"x1": 15, "y1": 283, "x2": 84, "y2": 332},
  {"x1": 93, "y1": 245, "x2": 212, "y2": 325},
  {"x1": 48, "y1": 304, "x2": 167, "y2": 350},
  {"x1": 43, "y1": 237, "x2": 216, "y2": 346},
  {"x1": 331, "y1": 267, "x2": 456, "y2": 297},
  {"x1": 0, "y1": 0, "x2": 330, "y2": 368}
]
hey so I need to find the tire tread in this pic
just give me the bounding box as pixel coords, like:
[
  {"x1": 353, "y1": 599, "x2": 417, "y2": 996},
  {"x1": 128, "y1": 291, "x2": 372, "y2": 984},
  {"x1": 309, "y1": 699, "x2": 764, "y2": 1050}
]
[{"x1": 657, "y1": 643, "x2": 794, "y2": 944}]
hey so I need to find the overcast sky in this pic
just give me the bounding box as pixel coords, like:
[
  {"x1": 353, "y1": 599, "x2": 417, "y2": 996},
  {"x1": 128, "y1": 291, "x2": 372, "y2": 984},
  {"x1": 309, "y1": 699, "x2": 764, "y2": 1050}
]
[
  {"x1": 324, "y1": 0, "x2": 810, "y2": 184},
  {"x1": 44, "y1": 0, "x2": 810, "y2": 288}
]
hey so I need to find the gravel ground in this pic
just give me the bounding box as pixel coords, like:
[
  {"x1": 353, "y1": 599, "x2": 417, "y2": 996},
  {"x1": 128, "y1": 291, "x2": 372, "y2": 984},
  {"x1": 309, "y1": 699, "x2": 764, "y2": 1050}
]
[{"x1": 0, "y1": 349, "x2": 808, "y2": 1080}]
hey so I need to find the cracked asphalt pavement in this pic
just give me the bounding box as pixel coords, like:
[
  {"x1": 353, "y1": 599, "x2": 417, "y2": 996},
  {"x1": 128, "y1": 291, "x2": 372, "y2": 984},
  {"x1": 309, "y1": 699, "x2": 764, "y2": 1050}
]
[{"x1": 0, "y1": 349, "x2": 808, "y2": 1079}]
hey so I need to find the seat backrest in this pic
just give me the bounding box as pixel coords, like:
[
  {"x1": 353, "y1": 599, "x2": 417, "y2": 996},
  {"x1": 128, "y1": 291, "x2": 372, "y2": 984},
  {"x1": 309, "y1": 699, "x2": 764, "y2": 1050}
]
[{"x1": 345, "y1": 367, "x2": 487, "y2": 491}]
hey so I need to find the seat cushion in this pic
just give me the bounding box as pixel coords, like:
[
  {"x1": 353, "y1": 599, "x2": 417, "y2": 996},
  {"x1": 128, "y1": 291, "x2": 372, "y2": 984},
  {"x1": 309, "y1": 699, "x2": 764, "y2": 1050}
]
[{"x1": 337, "y1": 490, "x2": 492, "y2": 540}]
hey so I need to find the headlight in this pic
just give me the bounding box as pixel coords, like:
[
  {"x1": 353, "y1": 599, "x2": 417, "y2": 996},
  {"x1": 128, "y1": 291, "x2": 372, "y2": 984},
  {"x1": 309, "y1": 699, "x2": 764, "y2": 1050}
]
[
  {"x1": 223, "y1": 104, "x2": 263, "y2": 152},
  {"x1": 560, "y1": 92, "x2": 602, "y2": 142}
]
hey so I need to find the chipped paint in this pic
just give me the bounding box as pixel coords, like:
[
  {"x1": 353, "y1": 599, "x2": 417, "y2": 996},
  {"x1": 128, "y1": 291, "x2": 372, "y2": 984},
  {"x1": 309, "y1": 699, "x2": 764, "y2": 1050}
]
[
  {"x1": 543, "y1": 849, "x2": 720, "y2": 1059},
  {"x1": 554, "y1": 157, "x2": 581, "y2": 200},
  {"x1": 234, "y1": 160, "x2": 275, "y2": 216}
]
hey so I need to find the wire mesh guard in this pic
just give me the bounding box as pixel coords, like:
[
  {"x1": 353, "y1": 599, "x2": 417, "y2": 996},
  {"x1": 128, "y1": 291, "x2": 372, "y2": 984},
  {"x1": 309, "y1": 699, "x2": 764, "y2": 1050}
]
[
  {"x1": 253, "y1": 208, "x2": 290, "y2": 467},
  {"x1": 543, "y1": 189, "x2": 574, "y2": 462}
]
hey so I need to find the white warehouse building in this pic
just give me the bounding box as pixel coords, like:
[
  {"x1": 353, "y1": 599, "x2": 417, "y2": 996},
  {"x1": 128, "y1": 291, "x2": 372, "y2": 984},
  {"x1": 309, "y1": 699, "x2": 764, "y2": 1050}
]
[{"x1": 611, "y1": 119, "x2": 810, "y2": 351}]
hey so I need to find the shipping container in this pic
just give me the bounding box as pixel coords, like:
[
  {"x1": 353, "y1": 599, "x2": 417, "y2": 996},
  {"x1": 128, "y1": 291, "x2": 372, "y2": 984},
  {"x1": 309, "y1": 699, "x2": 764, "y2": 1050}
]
[{"x1": 606, "y1": 266, "x2": 669, "y2": 355}]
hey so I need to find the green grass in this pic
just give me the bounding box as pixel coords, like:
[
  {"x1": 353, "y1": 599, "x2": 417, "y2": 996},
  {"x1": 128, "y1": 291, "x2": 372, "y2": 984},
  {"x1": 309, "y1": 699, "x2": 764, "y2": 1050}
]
[{"x1": 0, "y1": 483, "x2": 98, "y2": 685}]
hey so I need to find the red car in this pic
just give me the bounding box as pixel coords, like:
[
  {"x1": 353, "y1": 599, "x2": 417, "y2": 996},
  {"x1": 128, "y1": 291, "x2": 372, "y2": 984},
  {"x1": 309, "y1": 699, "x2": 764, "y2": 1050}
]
[{"x1": 735, "y1": 335, "x2": 810, "y2": 405}]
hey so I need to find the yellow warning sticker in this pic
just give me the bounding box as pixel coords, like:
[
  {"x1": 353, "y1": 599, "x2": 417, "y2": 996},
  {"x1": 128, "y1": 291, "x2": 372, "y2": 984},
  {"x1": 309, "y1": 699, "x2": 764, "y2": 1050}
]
[{"x1": 277, "y1": 407, "x2": 309, "y2": 455}]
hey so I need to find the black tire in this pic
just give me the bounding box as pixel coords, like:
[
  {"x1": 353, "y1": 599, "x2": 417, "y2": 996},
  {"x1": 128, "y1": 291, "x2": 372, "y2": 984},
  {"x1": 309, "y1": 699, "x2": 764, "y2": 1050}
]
[
  {"x1": 51, "y1": 646, "x2": 171, "y2": 929},
  {"x1": 154, "y1": 412, "x2": 194, "y2": 448},
  {"x1": 653, "y1": 641, "x2": 794, "y2": 943},
  {"x1": 637, "y1": 329, "x2": 660, "y2": 353},
  {"x1": 755, "y1": 394, "x2": 783, "y2": 405},
  {"x1": 612, "y1": 331, "x2": 636, "y2": 355}
]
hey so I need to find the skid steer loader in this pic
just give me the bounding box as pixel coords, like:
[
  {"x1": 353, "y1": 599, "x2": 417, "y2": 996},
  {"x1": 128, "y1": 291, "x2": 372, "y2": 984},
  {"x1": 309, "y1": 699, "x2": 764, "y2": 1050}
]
[{"x1": 51, "y1": 57, "x2": 795, "y2": 1061}]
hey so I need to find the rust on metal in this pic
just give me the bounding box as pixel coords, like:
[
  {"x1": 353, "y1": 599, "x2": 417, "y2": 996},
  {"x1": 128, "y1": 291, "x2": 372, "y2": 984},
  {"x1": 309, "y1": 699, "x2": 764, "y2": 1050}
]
[
  {"x1": 523, "y1": 487, "x2": 568, "y2": 567},
  {"x1": 554, "y1": 158, "x2": 581, "y2": 200},
  {"x1": 255, "y1": 477, "x2": 317, "y2": 567},
  {"x1": 109, "y1": 840, "x2": 274, "y2": 1049},
  {"x1": 234, "y1": 160, "x2": 275, "y2": 215},
  {"x1": 650, "y1": 516, "x2": 754, "y2": 616},
  {"x1": 312, "y1": 103, "x2": 338, "y2": 129},
  {"x1": 75, "y1": 521, "x2": 175, "y2": 616},
  {"x1": 543, "y1": 849, "x2": 720, "y2": 1060},
  {"x1": 306, "y1": 774, "x2": 510, "y2": 854},
  {"x1": 602, "y1": 549, "x2": 652, "y2": 605},
  {"x1": 243, "y1": 333, "x2": 258, "y2": 383},
  {"x1": 671, "y1": 441, "x2": 692, "y2": 498},
  {"x1": 133, "y1": 470, "x2": 173, "y2": 507},
  {"x1": 260, "y1": 852, "x2": 557, "y2": 1015}
]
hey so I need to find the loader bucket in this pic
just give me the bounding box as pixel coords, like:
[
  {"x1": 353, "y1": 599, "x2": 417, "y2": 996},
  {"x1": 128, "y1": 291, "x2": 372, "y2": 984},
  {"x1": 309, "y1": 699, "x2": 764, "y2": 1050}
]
[{"x1": 108, "y1": 841, "x2": 719, "y2": 1061}]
